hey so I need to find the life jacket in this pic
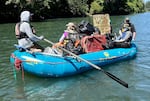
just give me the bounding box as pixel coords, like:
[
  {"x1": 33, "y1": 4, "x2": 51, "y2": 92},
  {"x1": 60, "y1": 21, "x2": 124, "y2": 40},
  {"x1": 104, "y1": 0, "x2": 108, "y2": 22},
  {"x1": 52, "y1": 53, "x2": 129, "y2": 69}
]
[
  {"x1": 81, "y1": 35, "x2": 107, "y2": 53},
  {"x1": 63, "y1": 32, "x2": 80, "y2": 45},
  {"x1": 15, "y1": 22, "x2": 28, "y2": 39},
  {"x1": 62, "y1": 32, "x2": 83, "y2": 55},
  {"x1": 122, "y1": 23, "x2": 131, "y2": 32},
  {"x1": 15, "y1": 21, "x2": 34, "y2": 39}
]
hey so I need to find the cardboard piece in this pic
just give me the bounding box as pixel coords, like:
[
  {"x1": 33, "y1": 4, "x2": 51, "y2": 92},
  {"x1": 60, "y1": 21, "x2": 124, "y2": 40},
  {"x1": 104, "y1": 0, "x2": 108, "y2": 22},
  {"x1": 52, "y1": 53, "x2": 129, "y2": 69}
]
[{"x1": 93, "y1": 14, "x2": 111, "y2": 35}]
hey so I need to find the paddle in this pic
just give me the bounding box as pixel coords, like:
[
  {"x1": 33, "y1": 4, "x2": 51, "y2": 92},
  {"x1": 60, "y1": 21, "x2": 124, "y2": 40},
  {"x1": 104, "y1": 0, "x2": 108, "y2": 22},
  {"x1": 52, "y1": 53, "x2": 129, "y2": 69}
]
[{"x1": 43, "y1": 38, "x2": 128, "y2": 88}]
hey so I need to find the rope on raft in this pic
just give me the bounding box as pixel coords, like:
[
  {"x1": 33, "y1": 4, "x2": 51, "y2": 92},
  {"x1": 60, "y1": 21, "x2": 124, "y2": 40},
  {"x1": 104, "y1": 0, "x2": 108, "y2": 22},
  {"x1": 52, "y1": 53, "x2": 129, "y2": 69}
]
[
  {"x1": 11, "y1": 51, "x2": 130, "y2": 66},
  {"x1": 11, "y1": 53, "x2": 25, "y2": 81},
  {"x1": 11, "y1": 53, "x2": 81, "y2": 65}
]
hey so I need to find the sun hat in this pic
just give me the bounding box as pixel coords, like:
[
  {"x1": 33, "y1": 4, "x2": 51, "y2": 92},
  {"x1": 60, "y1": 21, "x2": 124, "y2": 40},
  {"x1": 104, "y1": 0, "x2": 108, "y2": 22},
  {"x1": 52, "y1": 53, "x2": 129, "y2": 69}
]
[
  {"x1": 65, "y1": 22, "x2": 78, "y2": 34},
  {"x1": 66, "y1": 22, "x2": 76, "y2": 27}
]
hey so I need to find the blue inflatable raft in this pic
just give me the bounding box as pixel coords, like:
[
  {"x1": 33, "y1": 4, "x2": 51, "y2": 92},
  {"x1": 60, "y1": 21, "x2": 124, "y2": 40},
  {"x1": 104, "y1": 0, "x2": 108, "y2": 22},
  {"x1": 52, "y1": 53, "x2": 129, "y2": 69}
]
[{"x1": 10, "y1": 43, "x2": 137, "y2": 77}]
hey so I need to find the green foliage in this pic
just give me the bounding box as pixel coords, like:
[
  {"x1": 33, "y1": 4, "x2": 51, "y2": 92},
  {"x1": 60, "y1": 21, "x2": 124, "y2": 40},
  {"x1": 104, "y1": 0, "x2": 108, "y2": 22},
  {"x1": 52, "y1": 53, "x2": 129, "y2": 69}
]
[
  {"x1": 103, "y1": 0, "x2": 129, "y2": 14},
  {"x1": 103, "y1": 0, "x2": 144, "y2": 15},
  {"x1": 127, "y1": 0, "x2": 144, "y2": 13},
  {"x1": 0, "y1": 0, "x2": 145, "y2": 22},
  {"x1": 67, "y1": 0, "x2": 88, "y2": 16},
  {"x1": 90, "y1": 1, "x2": 103, "y2": 14}
]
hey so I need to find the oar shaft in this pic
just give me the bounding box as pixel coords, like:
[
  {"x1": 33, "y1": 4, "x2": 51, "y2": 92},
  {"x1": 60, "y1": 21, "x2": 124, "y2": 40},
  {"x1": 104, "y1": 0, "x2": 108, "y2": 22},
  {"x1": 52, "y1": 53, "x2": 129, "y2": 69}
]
[
  {"x1": 63, "y1": 47, "x2": 128, "y2": 88},
  {"x1": 44, "y1": 39, "x2": 54, "y2": 45},
  {"x1": 44, "y1": 39, "x2": 101, "y2": 69}
]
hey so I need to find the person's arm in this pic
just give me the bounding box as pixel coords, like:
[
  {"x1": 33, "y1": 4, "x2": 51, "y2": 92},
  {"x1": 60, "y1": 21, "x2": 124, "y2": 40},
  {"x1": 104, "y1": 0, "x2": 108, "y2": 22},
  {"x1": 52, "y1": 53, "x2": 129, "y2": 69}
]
[
  {"x1": 131, "y1": 24, "x2": 136, "y2": 41},
  {"x1": 59, "y1": 34, "x2": 65, "y2": 42},
  {"x1": 119, "y1": 30, "x2": 122, "y2": 36},
  {"x1": 24, "y1": 23, "x2": 43, "y2": 42},
  {"x1": 132, "y1": 32, "x2": 136, "y2": 41},
  {"x1": 53, "y1": 32, "x2": 68, "y2": 48}
]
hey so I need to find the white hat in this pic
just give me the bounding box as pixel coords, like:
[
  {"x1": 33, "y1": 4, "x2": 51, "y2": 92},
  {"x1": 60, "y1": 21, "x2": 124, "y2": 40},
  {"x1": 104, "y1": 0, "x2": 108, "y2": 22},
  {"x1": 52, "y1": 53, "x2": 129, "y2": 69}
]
[
  {"x1": 125, "y1": 17, "x2": 129, "y2": 21},
  {"x1": 125, "y1": 17, "x2": 130, "y2": 23},
  {"x1": 66, "y1": 22, "x2": 76, "y2": 27},
  {"x1": 65, "y1": 22, "x2": 78, "y2": 34}
]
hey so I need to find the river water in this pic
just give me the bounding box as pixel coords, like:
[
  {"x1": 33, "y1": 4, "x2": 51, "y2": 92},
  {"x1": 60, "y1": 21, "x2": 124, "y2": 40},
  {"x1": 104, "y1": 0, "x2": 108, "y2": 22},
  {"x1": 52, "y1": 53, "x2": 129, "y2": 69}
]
[{"x1": 0, "y1": 12, "x2": 150, "y2": 101}]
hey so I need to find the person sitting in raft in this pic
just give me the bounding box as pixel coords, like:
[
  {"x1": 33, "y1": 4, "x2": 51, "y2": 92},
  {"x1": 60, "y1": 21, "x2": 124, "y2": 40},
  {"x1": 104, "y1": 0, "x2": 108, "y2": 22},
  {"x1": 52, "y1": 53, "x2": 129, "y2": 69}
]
[
  {"x1": 15, "y1": 10, "x2": 44, "y2": 52},
  {"x1": 53, "y1": 22, "x2": 83, "y2": 55},
  {"x1": 119, "y1": 17, "x2": 136, "y2": 41},
  {"x1": 113, "y1": 24, "x2": 132, "y2": 48}
]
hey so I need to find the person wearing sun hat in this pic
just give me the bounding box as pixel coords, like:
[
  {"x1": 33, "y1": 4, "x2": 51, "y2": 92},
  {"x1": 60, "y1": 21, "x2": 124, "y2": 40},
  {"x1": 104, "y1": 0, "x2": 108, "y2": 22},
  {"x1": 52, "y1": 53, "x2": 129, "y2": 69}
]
[
  {"x1": 54, "y1": 22, "x2": 79, "y2": 47},
  {"x1": 53, "y1": 22, "x2": 83, "y2": 54},
  {"x1": 64, "y1": 22, "x2": 78, "y2": 34}
]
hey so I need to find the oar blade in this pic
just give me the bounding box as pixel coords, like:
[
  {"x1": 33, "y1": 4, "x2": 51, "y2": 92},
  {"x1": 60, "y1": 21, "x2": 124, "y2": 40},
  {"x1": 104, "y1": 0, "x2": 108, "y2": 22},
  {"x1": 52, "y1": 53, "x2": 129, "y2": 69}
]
[{"x1": 103, "y1": 70, "x2": 128, "y2": 88}]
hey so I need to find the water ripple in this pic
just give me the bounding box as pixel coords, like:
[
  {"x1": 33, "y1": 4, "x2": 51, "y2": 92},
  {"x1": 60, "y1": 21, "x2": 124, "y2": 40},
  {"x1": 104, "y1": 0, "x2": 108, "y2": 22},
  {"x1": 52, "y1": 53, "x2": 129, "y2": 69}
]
[{"x1": 1, "y1": 13, "x2": 150, "y2": 101}]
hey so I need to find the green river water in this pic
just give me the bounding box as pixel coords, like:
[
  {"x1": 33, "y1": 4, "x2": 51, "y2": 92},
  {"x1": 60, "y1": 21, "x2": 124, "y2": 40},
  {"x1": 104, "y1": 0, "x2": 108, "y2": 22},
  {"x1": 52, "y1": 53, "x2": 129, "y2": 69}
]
[{"x1": 0, "y1": 12, "x2": 150, "y2": 101}]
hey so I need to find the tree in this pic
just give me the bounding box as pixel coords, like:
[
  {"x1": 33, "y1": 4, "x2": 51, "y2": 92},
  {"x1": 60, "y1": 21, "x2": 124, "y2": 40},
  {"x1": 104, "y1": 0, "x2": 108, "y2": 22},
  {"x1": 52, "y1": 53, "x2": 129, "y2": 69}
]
[
  {"x1": 90, "y1": 0, "x2": 104, "y2": 14},
  {"x1": 103, "y1": 0, "x2": 144, "y2": 15},
  {"x1": 0, "y1": 0, "x2": 145, "y2": 23},
  {"x1": 127, "y1": 0, "x2": 144, "y2": 13}
]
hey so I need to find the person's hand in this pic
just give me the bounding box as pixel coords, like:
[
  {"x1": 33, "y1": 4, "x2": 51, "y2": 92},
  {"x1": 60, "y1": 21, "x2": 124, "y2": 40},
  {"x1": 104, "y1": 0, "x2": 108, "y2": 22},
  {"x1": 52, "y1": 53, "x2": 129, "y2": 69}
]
[
  {"x1": 131, "y1": 39, "x2": 135, "y2": 43},
  {"x1": 52, "y1": 43, "x2": 59, "y2": 48},
  {"x1": 39, "y1": 35, "x2": 44, "y2": 40},
  {"x1": 52, "y1": 42, "x2": 63, "y2": 48}
]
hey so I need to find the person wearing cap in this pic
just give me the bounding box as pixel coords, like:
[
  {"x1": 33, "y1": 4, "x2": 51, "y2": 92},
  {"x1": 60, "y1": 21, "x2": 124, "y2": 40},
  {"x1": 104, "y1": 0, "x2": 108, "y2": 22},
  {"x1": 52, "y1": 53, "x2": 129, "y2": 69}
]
[
  {"x1": 15, "y1": 10, "x2": 44, "y2": 52},
  {"x1": 119, "y1": 17, "x2": 136, "y2": 41},
  {"x1": 111, "y1": 19, "x2": 134, "y2": 48}
]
